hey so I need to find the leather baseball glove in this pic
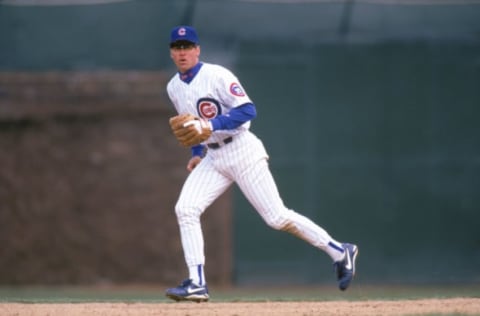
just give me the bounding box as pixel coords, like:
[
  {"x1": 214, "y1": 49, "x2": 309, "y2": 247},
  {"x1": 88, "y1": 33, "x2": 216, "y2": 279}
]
[{"x1": 169, "y1": 113, "x2": 212, "y2": 147}]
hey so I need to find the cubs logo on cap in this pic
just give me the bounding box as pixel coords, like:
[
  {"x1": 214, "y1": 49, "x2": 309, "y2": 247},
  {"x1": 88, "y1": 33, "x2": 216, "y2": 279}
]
[{"x1": 170, "y1": 26, "x2": 199, "y2": 45}]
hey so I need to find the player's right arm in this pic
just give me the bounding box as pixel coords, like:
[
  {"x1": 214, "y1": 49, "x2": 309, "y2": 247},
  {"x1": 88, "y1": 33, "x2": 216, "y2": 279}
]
[
  {"x1": 186, "y1": 155, "x2": 202, "y2": 172},
  {"x1": 185, "y1": 104, "x2": 255, "y2": 170}
]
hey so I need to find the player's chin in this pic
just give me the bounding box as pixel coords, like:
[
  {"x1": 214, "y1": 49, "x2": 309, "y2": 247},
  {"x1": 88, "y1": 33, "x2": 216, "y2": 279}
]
[{"x1": 177, "y1": 63, "x2": 189, "y2": 72}]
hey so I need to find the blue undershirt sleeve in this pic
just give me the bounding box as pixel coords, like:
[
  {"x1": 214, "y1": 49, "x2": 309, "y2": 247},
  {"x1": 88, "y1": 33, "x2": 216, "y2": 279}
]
[
  {"x1": 191, "y1": 144, "x2": 205, "y2": 157},
  {"x1": 190, "y1": 103, "x2": 256, "y2": 156},
  {"x1": 209, "y1": 103, "x2": 256, "y2": 131}
]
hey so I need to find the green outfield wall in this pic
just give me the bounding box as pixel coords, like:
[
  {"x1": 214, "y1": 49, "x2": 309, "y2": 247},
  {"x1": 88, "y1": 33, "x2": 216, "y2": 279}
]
[
  {"x1": 1, "y1": 0, "x2": 479, "y2": 285},
  {"x1": 233, "y1": 41, "x2": 480, "y2": 285}
]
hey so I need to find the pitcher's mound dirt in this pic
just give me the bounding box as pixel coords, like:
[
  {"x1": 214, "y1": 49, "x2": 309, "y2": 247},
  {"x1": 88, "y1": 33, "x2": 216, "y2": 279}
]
[{"x1": 2, "y1": 298, "x2": 480, "y2": 316}]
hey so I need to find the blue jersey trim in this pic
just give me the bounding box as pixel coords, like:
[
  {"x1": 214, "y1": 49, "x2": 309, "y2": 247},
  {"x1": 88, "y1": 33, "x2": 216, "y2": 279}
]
[
  {"x1": 179, "y1": 62, "x2": 203, "y2": 84},
  {"x1": 210, "y1": 103, "x2": 256, "y2": 131}
]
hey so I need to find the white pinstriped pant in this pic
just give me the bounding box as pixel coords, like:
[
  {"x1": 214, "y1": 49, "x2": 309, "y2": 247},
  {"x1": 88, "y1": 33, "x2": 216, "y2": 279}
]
[{"x1": 175, "y1": 131, "x2": 335, "y2": 267}]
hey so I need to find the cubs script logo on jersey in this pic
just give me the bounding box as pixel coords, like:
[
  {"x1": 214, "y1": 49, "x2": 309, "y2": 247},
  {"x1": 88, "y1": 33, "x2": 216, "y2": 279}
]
[{"x1": 197, "y1": 98, "x2": 221, "y2": 119}]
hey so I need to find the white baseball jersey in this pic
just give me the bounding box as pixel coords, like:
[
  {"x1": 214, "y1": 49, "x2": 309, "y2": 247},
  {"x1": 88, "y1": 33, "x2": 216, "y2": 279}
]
[
  {"x1": 167, "y1": 63, "x2": 251, "y2": 144},
  {"x1": 167, "y1": 62, "x2": 345, "y2": 285}
]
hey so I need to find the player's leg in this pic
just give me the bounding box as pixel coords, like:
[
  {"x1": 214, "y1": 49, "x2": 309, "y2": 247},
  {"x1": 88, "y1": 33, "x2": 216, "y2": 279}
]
[
  {"x1": 236, "y1": 158, "x2": 342, "y2": 257},
  {"x1": 166, "y1": 155, "x2": 233, "y2": 302},
  {"x1": 235, "y1": 158, "x2": 358, "y2": 290}
]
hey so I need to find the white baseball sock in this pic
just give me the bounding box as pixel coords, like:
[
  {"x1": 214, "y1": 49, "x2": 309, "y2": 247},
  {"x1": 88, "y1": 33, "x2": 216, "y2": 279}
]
[
  {"x1": 189, "y1": 264, "x2": 206, "y2": 286},
  {"x1": 326, "y1": 241, "x2": 346, "y2": 262}
]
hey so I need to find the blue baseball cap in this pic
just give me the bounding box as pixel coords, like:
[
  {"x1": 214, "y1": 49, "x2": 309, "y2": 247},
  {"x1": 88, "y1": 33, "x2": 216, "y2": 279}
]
[{"x1": 170, "y1": 26, "x2": 199, "y2": 45}]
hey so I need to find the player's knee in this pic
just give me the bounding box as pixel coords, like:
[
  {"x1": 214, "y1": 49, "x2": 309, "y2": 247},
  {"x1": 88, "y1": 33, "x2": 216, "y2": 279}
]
[
  {"x1": 264, "y1": 213, "x2": 289, "y2": 231},
  {"x1": 175, "y1": 204, "x2": 201, "y2": 225},
  {"x1": 263, "y1": 208, "x2": 300, "y2": 232},
  {"x1": 265, "y1": 215, "x2": 303, "y2": 240}
]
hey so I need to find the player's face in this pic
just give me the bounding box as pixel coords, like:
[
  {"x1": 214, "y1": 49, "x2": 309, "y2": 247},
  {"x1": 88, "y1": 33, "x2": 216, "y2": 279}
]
[{"x1": 170, "y1": 43, "x2": 201, "y2": 73}]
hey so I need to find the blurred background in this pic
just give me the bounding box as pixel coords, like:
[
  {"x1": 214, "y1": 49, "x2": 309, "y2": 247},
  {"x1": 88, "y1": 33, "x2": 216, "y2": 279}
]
[{"x1": 0, "y1": 0, "x2": 479, "y2": 288}]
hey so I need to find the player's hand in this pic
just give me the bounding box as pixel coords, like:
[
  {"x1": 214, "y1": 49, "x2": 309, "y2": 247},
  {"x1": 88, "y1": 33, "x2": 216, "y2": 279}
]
[
  {"x1": 187, "y1": 156, "x2": 202, "y2": 172},
  {"x1": 183, "y1": 119, "x2": 212, "y2": 134},
  {"x1": 169, "y1": 114, "x2": 213, "y2": 147}
]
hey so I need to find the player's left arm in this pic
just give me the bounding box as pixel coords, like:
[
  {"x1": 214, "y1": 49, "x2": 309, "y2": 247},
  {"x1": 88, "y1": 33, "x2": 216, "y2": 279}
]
[{"x1": 209, "y1": 103, "x2": 256, "y2": 131}]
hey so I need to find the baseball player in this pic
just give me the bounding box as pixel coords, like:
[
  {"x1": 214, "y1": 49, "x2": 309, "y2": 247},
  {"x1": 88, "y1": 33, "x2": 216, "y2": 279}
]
[{"x1": 165, "y1": 25, "x2": 358, "y2": 303}]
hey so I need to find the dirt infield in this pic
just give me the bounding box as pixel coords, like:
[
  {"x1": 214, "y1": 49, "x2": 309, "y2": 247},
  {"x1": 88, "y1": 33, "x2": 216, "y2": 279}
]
[{"x1": 2, "y1": 298, "x2": 480, "y2": 316}]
